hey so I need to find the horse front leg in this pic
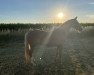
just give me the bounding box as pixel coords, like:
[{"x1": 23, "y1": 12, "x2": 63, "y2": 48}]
[{"x1": 55, "y1": 45, "x2": 63, "y2": 65}]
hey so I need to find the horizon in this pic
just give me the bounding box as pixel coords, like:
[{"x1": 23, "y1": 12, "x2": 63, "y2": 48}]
[{"x1": 0, "y1": 0, "x2": 94, "y2": 23}]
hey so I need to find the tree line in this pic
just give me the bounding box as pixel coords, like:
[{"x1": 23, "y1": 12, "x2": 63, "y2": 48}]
[
  {"x1": 0, "y1": 23, "x2": 54, "y2": 31},
  {"x1": 0, "y1": 23, "x2": 94, "y2": 32}
]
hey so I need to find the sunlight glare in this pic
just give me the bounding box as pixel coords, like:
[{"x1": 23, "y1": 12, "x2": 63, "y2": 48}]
[{"x1": 58, "y1": 12, "x2": 64, "y2": 19}]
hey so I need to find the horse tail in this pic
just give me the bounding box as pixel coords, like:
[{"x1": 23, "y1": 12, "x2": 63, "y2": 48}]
[{"x1": 25, "y1": 33, "x2": 32, "y2": 64}]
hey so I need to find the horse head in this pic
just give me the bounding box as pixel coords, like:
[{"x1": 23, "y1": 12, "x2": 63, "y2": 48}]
[
  {"x1": 68, "y1": 17, "x2": 82, "y2": 31},
  {"x1": 59, "y1": 17, "x2": 82, "y2": 32}
]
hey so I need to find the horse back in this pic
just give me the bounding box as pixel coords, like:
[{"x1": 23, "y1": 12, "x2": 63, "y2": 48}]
[{"x1": 25, "y1": 30, "x2": 48, "y2": 45}]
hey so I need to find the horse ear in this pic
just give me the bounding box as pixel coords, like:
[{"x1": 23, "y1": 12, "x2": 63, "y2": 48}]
[{"x1": 74, "y1": 16, "x2": 77, "y2": 20}]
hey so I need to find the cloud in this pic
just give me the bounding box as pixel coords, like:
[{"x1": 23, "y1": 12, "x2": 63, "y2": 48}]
[
  {"x1": 86, "y1": 15, "x2": 94, "y2": 18},
  {"x1": 88, "y1": 2, "x2": 94, "y2": 4}
]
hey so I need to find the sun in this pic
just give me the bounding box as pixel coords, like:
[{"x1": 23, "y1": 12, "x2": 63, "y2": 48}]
[{"x1": 58, "y1": 12, "x2": 64, "y2": 18}]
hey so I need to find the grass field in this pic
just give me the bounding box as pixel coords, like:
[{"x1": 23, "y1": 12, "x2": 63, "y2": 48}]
[{"x1": 0, "y1": 24, "x2": 94, "y2": 75}]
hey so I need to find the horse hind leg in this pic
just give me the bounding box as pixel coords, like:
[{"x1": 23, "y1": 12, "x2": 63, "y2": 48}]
[
  {"x1": 25, "y1": 41, "x2": 36, "y2": 65},
  {"x1": 25, "y1": 38, "x2": 32, "y2": 64}
]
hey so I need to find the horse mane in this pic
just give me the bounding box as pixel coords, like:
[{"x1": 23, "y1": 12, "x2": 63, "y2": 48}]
[{"x1": 55, "y1": 19, "x2": 74, "y2": 30}]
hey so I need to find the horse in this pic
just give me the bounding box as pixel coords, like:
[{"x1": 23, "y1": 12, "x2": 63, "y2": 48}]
[{"x1": 25, "y1": 17, "x2": 82, "y2": 64}]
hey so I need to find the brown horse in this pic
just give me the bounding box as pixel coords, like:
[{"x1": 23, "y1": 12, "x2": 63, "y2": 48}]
[{"x1": 25, "y1": 17, "x2": 82, "y2": 64}]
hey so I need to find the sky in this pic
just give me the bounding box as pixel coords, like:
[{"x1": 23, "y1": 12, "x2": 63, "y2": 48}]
[{"x1": 0, "y1": 0, "x2": 94, "y2": 23}]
